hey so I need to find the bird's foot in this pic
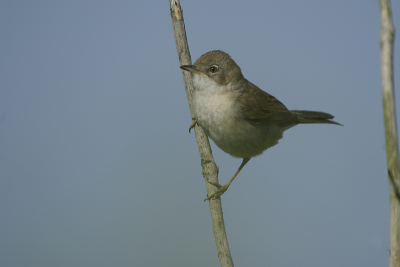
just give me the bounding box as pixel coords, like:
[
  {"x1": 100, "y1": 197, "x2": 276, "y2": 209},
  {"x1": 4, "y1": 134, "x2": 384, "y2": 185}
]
[
  {"x1": 189, "y1": 120, "x2": 197, "y2": 133},
  {"x1": 204, "y1": 182, "x2": 230, "y2": 201},
  {"x1": 208, "y1": 181, "x2": 222, "y2": 188}
]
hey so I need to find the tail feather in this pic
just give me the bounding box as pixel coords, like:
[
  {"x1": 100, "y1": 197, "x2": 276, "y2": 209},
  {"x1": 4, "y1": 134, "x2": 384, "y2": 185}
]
[{"x1": 291, "y1": 110, "x2": 342, "y2": 126}]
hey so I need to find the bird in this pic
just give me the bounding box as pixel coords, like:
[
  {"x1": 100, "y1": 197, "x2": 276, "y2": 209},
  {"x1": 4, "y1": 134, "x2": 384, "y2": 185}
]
[{"x1": 180, "y1": 50, "x2": 341, "y2": 201}]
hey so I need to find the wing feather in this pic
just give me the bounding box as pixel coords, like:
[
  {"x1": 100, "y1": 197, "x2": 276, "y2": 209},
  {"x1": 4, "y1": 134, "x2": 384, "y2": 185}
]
[{"x1": 238, "y1": 80, "x2": 295, "y2": 125}]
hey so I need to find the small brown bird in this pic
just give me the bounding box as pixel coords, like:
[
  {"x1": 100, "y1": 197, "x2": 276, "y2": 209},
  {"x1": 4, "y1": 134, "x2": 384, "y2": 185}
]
[{"x1": 180, "y1": 50, "x2": 341, "y2": 201}]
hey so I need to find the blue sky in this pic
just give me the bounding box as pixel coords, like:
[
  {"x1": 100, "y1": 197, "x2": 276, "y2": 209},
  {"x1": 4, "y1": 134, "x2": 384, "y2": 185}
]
[{"x1": 1, "y1": 1, "x2": 399, "y2": 266}]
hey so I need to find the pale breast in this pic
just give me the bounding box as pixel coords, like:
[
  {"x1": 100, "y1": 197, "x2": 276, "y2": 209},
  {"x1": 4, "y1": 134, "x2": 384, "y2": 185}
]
[
  {"x1": 191, "y1": 74, "x2": 284, "y2": 158},
  {"x1": 192, "y1": 90, "x2": 238, "y2": 138}
]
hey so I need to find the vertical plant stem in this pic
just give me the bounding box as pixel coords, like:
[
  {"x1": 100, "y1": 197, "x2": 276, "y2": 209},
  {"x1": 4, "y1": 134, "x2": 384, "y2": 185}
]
[
  {"x1": 168, "y1": 1, "x2": 234, "y2": 266},
  {"x1": 380, "y1": 1, "x2": 400, "y2": 266}
]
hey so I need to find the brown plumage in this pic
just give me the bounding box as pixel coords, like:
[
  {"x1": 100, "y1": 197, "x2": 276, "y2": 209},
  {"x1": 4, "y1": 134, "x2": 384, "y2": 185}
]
[
  {"x1": 180, "y1": 50, "x2": 341, "y2": 201},
  {"x1": 238, "y1": 79, "x2": 341, "y2": 126}
]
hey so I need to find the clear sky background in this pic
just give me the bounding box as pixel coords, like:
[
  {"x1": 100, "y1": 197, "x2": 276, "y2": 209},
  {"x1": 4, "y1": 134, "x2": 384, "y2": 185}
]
[{"x1": 1, "y1": 1, "x2": 399, "y2": 267}]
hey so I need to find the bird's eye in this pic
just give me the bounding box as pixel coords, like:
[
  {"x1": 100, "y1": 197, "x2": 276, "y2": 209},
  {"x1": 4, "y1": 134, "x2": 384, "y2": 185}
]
[{"x1": 209, "y1": 65, "x2": 218, "y2": 73}]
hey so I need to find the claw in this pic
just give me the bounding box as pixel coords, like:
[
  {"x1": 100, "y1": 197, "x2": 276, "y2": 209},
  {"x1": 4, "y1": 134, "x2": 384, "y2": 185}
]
[
  {"x1": 189, "y1": 120, "x2": 197, "y2": 133},
  {"x1": 204, "y1": 184, "x2": 230, "y2": 201},
  {"x1": 208, "y1": 181, "x2": 222, "y2": 189},
  {"x1": 203, "y1": 158, "x2": 251, "y2": 201}
]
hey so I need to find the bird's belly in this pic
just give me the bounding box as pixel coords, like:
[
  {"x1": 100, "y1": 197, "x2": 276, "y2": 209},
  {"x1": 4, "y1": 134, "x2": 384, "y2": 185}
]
[{"x1": 193, "y1": 92, "x2": 284, "y2": 158}]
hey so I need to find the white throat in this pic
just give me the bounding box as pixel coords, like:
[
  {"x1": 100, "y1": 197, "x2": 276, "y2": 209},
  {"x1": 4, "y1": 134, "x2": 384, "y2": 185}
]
[{"x1": 192, "y1": 73, "x2": 230, "y2": 94}]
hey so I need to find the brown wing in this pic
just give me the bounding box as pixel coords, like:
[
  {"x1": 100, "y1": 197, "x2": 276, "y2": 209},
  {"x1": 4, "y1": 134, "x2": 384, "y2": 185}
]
[{"x1": 238, "y1": 80, "x2": 295, "y2": 125}]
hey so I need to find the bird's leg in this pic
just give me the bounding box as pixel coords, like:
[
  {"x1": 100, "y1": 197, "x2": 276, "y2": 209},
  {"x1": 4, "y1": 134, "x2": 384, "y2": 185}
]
[
  {"x1": 189, "y1": 120, "x2": 197, "y2": 133},
  {"x1": 205, "y1": 158, "x2": 251, "y2": 201}
]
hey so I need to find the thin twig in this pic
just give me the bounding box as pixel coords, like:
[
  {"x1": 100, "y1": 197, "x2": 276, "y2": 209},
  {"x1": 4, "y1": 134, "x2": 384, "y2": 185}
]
[
  {"x1": 380, "y1": 1, "x2": 400, "y2": 266},
  {"x1": 168, "y1": 1, "x2": 234, "y2": 266}
]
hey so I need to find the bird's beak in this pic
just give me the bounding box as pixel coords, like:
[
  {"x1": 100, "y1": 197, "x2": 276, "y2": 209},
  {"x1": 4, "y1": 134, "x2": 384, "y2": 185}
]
[{"x1": 180, "y1": 65, "x2": 202, "y2": 75}]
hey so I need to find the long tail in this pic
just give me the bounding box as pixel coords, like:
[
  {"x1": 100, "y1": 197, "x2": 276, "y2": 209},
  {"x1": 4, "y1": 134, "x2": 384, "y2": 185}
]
[{"x1": 291, "y1": 110, "x2": 342, "y2": 126}]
